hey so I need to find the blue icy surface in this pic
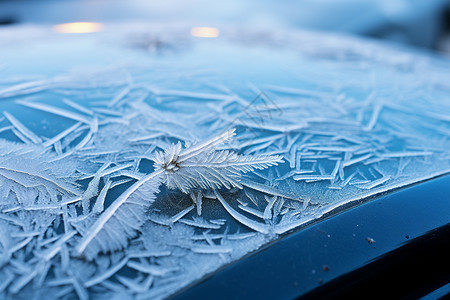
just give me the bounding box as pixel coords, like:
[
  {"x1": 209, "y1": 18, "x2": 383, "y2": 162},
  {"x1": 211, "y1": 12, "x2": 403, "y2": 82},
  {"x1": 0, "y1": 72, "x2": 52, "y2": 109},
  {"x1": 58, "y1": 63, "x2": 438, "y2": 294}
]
[{"x1": 0, "y1": 24, "x2": 450, "y2": 299}]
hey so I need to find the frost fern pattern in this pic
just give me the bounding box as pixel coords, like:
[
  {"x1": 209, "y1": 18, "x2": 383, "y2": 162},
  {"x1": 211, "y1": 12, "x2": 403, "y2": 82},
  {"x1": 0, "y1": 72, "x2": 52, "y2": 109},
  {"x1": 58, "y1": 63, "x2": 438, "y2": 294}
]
[
  {"x1": 154, "y1": 129, "x2": 283, "y2": 193},
  {"x1": 75, "y1": 128, "x2": 283, "y2": 258}
]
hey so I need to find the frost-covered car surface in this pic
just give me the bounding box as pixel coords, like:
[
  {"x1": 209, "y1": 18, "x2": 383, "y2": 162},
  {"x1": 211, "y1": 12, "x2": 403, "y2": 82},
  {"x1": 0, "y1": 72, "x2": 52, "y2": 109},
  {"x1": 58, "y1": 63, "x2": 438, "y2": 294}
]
[{"x1": 0, "y1": 24, "x2": 450, "y2": 299}]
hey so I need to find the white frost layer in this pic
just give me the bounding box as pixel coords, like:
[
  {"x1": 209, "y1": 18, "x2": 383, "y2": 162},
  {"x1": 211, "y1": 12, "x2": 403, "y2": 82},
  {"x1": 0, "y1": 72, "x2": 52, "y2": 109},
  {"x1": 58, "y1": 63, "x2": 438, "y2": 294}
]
[{"x1": 0, "y1": 23, "x2": 450, "y2": 299}]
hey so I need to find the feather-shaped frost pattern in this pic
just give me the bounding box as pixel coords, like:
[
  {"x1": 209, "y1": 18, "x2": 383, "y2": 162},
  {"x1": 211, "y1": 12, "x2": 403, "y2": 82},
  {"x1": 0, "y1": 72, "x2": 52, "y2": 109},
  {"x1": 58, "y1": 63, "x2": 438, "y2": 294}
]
[
  {"x1": 74, "y1": 175, "x2": 161, "y2": 260},
  {"x1": 0, "y1": 139, "x2": 80, "y2": 206},
  {"x1": 76, "y1": 129, "x2": 282, "y2": 258},
  {"x1": 153, "y1": 129, "x2": 284, "y2": 193}
]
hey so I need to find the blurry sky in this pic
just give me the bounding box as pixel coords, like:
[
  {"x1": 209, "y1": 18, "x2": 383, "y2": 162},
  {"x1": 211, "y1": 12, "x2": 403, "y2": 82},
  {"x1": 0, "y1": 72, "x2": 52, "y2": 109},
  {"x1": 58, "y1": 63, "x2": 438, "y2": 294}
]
[{"x1": 0, "y1": 0, "x2": 449, "y2": 51}]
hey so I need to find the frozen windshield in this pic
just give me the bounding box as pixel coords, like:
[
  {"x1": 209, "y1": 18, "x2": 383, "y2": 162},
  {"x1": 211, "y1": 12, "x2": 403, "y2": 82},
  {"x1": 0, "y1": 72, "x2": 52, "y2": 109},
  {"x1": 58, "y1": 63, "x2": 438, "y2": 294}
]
[{"x1": 1, "y1": 24, "x2": 450, "y2": 299}]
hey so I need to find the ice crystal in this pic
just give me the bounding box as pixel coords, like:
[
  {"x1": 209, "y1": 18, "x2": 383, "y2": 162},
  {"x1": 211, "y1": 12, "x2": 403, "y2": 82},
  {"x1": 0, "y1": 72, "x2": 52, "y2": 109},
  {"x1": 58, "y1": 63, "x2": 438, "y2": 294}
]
[
  {"x1": 0, "y1": 139, "x2": 80, "y2": 207},
  {"x1": 153, "y1": 128, "x2": 283, "y2": 193}
]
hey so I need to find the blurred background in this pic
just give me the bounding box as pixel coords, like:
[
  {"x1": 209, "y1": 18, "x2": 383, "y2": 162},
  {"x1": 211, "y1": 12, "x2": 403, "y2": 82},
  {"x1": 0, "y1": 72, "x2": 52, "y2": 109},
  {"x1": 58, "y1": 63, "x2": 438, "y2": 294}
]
[{"x1": 0, "y1": 0, "x2": 450, "y2": 54}]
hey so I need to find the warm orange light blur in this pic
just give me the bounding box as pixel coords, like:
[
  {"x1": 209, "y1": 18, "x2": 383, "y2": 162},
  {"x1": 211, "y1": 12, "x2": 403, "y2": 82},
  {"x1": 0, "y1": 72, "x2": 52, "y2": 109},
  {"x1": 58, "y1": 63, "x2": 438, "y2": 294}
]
[
  {"x1": 53, "y1": 22, "x2": 104, "y2": 34},
  {"x1": 190, "y1": 27, "x2": 220, "y2": 38}
]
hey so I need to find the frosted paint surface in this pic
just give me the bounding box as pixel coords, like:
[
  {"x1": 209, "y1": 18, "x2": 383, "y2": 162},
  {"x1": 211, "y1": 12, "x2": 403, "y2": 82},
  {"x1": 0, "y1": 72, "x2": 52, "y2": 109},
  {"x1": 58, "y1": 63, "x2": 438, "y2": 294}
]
[{"x1": 0, "y1": 24, "x2": 450, "y2": 299}]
